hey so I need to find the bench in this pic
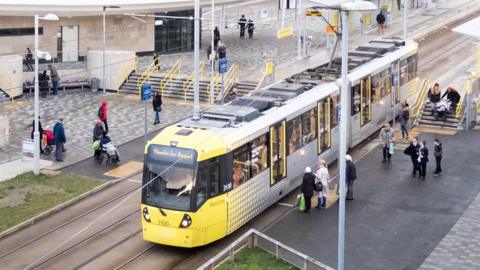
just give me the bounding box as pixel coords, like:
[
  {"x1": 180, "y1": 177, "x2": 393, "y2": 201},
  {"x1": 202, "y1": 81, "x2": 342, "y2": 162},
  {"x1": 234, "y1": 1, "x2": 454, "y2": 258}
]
[{"x1": 24, "y1": 80, "x2": 90, "y2": 94}]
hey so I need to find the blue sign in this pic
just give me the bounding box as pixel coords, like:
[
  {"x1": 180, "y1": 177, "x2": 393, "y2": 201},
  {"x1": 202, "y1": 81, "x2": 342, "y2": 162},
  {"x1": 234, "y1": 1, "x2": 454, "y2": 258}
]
[
  {"x1": 219, "y1": 58, "x2": 228, "y2": 74},
  {"x1": 392, "y1": 72, "x2": 399, "y2": 87},
  {"x1": 142, "y1": 83, "x2": 152, "y2": 101}
]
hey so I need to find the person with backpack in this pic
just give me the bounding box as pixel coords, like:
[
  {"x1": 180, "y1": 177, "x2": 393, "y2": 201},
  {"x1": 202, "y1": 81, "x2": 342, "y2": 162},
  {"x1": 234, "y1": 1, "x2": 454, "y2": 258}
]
[
  {"x1": 315, "y1": 159, "x2": 330, "y2": 209},
  {"x1": 433, "y1": 138, "x2": 443, "y2": 177},
  {"x1": 376, "y1": 11, "x2": 386, "y2": 35},
  {"x1": 346, "y1": 155, "x2": 357, "y2": 200},
  {"x1": 98, "y1": 100, "x2": 108, "y2": 133},
  {"x1": 301, "y1": 167, "x2": 316, "y2": 213},
  {"x1": 399, "y1": 102, "x2": 410, "y2": 140}
]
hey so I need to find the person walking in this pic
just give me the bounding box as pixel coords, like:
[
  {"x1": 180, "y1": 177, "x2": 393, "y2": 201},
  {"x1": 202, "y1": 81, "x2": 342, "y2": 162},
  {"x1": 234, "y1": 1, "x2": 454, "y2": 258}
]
[
  {"x1": 247, "y1": 19, "x2": 254, "y2": 39},
  {"x1": 98, "y1": 100, "x2": 108, "y2": 133},
  {"x1": 399, "y1": 102, "x2": 410, "y2": 140},
  {"x1": 417, "y1": 141, "x2": 429, "y2": 180},
  {"x1": 93, "y1": 120, "x2": 104, "y2": 158},
  {"x1": 213, "y1": 27, "x2": 220, "y2": 48},
  {"x1": 376, "y1": 11, "x2": 386, "y2": 35},
  {"x1": 48, "y1": 64, "x2": 60, "y2": 95},
  {"x1": 346, "y1": 155, "x2": 357, "y2": 200},
  {"x1": 379, "y1": 123, "x2": 395, "y2": 163},
  {"x1": 217, "y1": 42, "x2": 226, "y2": 59},
  {"x1": 153, "y1": 53, "x2": 160, "y2": 71},
  {"x1": 301, "y1": 167, "x2": 316, "y2": 213},
  {"x1": 53, "y1": 119, "x2": 66, "y2": 162},
  {"x1": 238, "y1": 15, "x2": 247, "y2": 38},
  {"x1": 25, "y1": 48, "x2": 33, "y2": 71},
  {"x1": 39, "y1": 70, "x2": 50, "y2": 98},
  {"x1": 404, "y1": 137, "x2": 420, "y2": 177},
  {"x1": 315, "y1": 159, "x2": 330, "y2": 209},
  {"x1": 152, "y1": 91, "x2": 162, "y2": 125},
  {"x1": 433, "y1": 138, "x2": 443, "y2": 177}
]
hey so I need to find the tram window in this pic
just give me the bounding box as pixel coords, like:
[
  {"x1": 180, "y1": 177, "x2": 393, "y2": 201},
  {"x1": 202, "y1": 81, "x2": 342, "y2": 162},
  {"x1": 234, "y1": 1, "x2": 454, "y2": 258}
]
[
  {"x1": 301, "y1": 108, "x2": 317, "y2": 145},
  {"x1": 371, "y1": 68, "x2": 391, "y2": 103},
  {"x1": 195, "y1": 157, "x2": 221, "y2": 208},
  {"x1": 250, "y1": 134, "x2": 268, "y2": 177},
  {"x1": 351, "y1": 84, "x2": 361, "y2": 115},
  {"x1": 287, "y1": 116, "x2": 302, "y2": 154},
  {"x1": 400, "y1": 59, "x2": 408, "y2": 86},
  {"x1": 209, "y1": 158, "x2": 221, "y2": 197},
  {"x1": 196, "y1": 166, "x2": 208, "y2": 207},
  {"x1": 330, "y1": 96, "x2": 339, "y2": 128},
  {"x1": 270, "y1": 121, "x2": 286, "y2": 186},
  {"x1": 400, "y1": 55, "x2": 417, "y2": 86},
  {"x1": 232, "y1": 134, "x2": 269, "y2": 188},
  {"x1": 233, "y1": 144, "x2": 251, "y2": 188}
]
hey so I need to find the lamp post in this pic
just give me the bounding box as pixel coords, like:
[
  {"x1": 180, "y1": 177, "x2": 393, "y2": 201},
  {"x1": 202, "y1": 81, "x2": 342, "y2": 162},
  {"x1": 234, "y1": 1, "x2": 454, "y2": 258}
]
[
  {"x1": 309, "y1": 1, "x2": 377, "y2": 269},
  {"x1": 34, "y1": 13, "x2": 58, "y2": 175},
  {"x1": 102, "y1": 5, "x2": 120, "y2": 93},
  {"x1": 403, "y1": 0, "x2": 408, "y2": 41},
  {"x1": 210, "y1": 0, "x2": 215, "y2": 104},
  {"x1": 193, "y1": 0, "x2": 200, "y2": 119}
]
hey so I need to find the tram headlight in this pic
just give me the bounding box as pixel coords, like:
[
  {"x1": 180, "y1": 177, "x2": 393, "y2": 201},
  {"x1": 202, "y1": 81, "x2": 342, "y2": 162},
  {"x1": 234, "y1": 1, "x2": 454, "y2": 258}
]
[
  {"x1": 143, "y1": 207, "x2": 151, "y2": 222},
  {"x1": 179, "y1": 214, "x2": 192, "y2": 228}
]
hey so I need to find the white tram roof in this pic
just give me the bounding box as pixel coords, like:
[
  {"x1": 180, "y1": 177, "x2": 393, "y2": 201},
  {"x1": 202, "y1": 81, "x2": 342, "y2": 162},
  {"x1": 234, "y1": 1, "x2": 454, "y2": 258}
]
[
  {"x1": 452, "y1": 16, "x2": 480, "y2": 39},
  {"x1": 176, "y1": 38, "x2": 417, "y2": 149}
]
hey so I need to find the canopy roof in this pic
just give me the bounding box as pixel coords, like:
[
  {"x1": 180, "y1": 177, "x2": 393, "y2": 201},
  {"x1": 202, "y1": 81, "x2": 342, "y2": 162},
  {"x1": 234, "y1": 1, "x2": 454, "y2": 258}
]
[{"x1": 452, "y1": 16, "x2": 480, "y2": 39}]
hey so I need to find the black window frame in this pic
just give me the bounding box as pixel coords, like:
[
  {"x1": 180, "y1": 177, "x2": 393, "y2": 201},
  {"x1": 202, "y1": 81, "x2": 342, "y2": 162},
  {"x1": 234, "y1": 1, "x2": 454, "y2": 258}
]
[{"x1": 0, "y1": 27, "x2": 43, "y2": 37}]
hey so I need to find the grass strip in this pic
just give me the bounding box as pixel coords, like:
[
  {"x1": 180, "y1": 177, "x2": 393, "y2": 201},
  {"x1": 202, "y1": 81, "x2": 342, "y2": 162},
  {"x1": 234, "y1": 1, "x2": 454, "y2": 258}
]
[{"x1": 216, "y1": 247, "x2": 298, "y2": 270}]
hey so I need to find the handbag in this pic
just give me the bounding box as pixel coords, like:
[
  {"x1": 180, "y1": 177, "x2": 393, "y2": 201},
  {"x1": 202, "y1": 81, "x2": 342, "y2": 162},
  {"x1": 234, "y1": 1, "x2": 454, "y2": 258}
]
[
  {"x1": 298, "y1": 194, "x2": 306, "y2": 212},
  {"x1": 314, "y1": 182, "x2": 323, "y2": 192},
  {"x1": 389, "y1": 142, "x2": 395, "y2": 155}
]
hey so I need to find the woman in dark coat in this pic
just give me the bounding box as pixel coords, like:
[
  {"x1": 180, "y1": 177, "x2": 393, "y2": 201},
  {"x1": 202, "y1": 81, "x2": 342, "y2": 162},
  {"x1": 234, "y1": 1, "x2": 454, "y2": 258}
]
[
  {"x1": 301, "y1": 167, "x2": 316, "y2": 213},
  {"x1": 39, "y1": 70, "x2": 50, "y2": 98},
  {"x1": 152, "y1": 92, "x2": 163, "y2": 125},
  {"x1": 346, "y1": 155, "x2": 357, "y2": 200}
]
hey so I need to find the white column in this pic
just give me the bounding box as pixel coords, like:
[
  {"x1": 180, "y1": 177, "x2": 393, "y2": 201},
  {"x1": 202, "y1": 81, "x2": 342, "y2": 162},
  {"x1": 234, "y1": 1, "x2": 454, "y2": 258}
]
[
  {"x1": 403, "y1": 0, "x2": 408, "y2": 41},
  {"x1": 33, "y1": 15, "x2": 40, "y2": 175},
  {"x1": 281, "y1": 0, "x2": 287, "y2": 28},
  {"x1": 338, "y1": 10, "x2": 349, "y2": 270},
  {"x1": 103, "y1": 7, "x2": 106, "y2": 93},
  {"x1": 193, "y1": 0, "x2": 200, "y2": 119},
  {"x1": 210, "y1": 0, "x2": 215, "y2": 104}
]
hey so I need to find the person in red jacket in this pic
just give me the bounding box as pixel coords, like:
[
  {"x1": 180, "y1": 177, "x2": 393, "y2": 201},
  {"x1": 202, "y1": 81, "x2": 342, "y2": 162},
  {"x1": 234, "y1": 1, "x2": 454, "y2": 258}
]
[{"x1": 98, "y1": 100, "x2": 108, "y2": 133}]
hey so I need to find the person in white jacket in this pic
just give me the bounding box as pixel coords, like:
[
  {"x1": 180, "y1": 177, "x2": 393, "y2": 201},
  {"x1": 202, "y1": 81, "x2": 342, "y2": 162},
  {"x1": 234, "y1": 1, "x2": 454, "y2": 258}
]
[{"x1": 315, "y1": 159, "x2": 330, "y2": 209}]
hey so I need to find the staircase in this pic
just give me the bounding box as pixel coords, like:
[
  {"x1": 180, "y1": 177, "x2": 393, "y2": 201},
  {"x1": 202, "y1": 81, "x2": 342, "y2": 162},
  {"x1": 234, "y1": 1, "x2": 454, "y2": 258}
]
[
  {"x1": 118, "y1": 73, "x2": 257, "y2": 102},
  {"x1": 416, "y1": 102, "x2": 461, "y2": 129}
]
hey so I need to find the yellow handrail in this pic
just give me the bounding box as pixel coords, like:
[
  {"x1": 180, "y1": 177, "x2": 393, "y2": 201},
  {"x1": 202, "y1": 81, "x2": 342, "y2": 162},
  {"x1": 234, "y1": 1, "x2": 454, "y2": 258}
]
[
  {"x1": 137, "y1": 56, "x2": 160, "y2": 97},
  {"x1": 220, "y1": 64, "x2": 240, "y2": 101},
  {"x1": 116, "y1": 58, "x2": 136, "y2": 93},
  {"x1": 159, "y1": 59, "x2": 182, "y2": 95},
  {"x1": 255, "y1": 74, "x2": 266, "y2": 91},
  {"x1": 411, "y1": 79, "x2": 430, "y2": 118},
  {"x1": 455, "y1": 80, "x2": 471, "y2": 118},
  {"x1": 182, "y1": 61, "x2": 204, "y2": 102}
]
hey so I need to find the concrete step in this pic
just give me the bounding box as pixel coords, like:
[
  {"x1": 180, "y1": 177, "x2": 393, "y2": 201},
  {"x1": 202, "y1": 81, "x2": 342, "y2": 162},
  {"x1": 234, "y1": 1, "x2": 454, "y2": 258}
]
[
  {"x1": 420, "y1": 115, "x2": 460, "y2": 123},
  {"x1": 418, "y1": 119, "x2": 459, "y2": 129},
  {"x1": 416, "y1": 123, "x2": 459, "y2": 130}
]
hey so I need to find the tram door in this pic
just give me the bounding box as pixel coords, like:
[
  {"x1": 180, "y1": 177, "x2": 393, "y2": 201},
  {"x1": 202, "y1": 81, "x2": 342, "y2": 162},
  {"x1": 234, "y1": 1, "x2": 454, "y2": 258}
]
[
  {"x1": 269, "y1": 120, "x2": 286, "y2": 186},
  {"x1": 317, "y1": 98, "x2": 331, "y2": 154},
  {"x1": 360, "y1": 76, "x2": 372, "y2": 126}
]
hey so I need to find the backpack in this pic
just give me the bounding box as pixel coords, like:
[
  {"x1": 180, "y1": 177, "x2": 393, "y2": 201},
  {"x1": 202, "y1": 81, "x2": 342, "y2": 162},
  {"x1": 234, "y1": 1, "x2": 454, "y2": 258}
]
[
  {"x1": 404, "y1": 110, "x2": 410, "y2": 120},
  {"x1": 98, "y1": 106, "x2": 104, "y2": 119}
]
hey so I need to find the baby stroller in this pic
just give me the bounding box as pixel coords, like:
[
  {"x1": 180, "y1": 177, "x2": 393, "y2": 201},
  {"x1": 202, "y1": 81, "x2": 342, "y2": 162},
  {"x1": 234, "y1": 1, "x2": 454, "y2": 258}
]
[
  {"x1": 42, "y1": 129, "x2": 55, "y2": 155},
  {"x1": 433, "y1": 99, "x2": 450, "y2": 121},
  {"x1": 92, "y1": 136, "x2": 120, "y2": 164}
]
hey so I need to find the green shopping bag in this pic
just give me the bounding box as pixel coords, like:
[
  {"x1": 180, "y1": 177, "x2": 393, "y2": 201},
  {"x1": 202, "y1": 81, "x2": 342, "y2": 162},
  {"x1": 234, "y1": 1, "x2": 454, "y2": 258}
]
[
  {"x1": 298, "y1": 194, "x2": 306, "y2": 212},
  {"x1": 91, "y1": 140, "x2": 100, "y2": 150}
]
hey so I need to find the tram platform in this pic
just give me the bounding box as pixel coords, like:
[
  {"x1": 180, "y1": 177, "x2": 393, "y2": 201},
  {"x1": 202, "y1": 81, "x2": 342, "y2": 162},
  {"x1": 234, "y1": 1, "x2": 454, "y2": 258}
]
[{"x1": 264, "y1": 129, "x2": 480, "y2": 270}]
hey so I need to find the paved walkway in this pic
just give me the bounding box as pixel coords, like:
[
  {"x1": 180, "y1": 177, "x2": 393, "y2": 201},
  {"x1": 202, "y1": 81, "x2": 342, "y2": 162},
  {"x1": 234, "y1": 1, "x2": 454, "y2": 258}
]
[{"x1": 265, "y1": 129, "x2": 480, "y2": 270}]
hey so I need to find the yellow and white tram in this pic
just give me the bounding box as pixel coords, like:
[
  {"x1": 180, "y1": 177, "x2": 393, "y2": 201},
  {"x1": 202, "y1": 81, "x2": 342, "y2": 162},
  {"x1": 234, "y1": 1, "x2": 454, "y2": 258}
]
[{"x1": 141, "y1": 38, "x2": 418, "y2": 247}]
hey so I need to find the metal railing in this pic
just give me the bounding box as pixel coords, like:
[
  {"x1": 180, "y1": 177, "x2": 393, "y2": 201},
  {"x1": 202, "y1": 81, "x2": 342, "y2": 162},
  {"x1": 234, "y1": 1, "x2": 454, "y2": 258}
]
[
  {"x1": 411, "y1": 79, "x2": 430, "y2": 119},
  {"x1": 159, "y1": 59, "x2": 182, "y2": 95},
  {"x1": 215, "y1": 64, "x2": 240, "y2": 103},
  {"x1": 455, "y1": 78, "x2": 471, "y2": 119},
  {"x1": 137, "y1": 56, "x2": 160, "y2": 97},
  {"x1": 197, "y1": 228, "x2": 334, "y2": 270},
  {"x1": 208, "y1": 73, "x2": 222, "y2": 103},
  {"x1": 182, "y1": 61, "x2": 205, "y2": 102},
  {"x1": 255, "y1": 73, "x2": 267, "y2": 91},
  {"x1": 116, "y1": 56, "x2": 138, "y2": 93}
]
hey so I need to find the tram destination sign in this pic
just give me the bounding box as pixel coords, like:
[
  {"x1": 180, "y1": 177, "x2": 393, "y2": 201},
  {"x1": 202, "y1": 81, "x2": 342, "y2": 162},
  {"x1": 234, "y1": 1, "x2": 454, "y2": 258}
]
[{"x1": 148, "y1": 145, "x2": 197, "y2": 166}]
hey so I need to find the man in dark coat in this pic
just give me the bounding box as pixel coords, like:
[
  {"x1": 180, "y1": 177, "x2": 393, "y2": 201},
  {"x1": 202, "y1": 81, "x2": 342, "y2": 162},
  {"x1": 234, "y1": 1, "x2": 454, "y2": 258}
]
[
  {"x1": 433, "y1": 138, "x2": 443, "y2": 177},
  {"x1": 39, "y1": 70, "x2": 50, "y2": 98},
  {"x1": 238, "y1": 15, "x2": 247, "y2": 38},
  {"x1": 346, "y1": 155, "x2": 357, "y2": 200},
  {"x1": 152, "y1": 92, "x2": 162, "y2": 125},
  {"x1": 441, "y1": 87, "x2": 461, "y2": 111},
  {"x1": 404, "y1": 137, "x2": 420, "y2": 177},
  {"x1": 417, "y1": 141, "x2": 429, "y2": 180},
  {"x1": 301, "y1": 166, "x2": 316, "y2": 213},
  {"x1": 31, "y1": 117, "x2": 44, "y2": 154},
  {"x1": 213, "y1": 27, "x2": 220, "y2": 48},
  {"x1": 53, "y1": 119, "x2": 66, "y2": 162},
  {"x1": 247, "y1": 19, "x2": 254, "y2": 38}
]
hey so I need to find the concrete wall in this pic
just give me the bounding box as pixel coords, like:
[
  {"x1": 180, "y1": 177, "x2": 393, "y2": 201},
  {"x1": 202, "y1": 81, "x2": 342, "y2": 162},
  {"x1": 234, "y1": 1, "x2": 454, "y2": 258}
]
[
  {"x1": 0, "y1": 15, "x2": 155, "y2": 58},
  {"x1": 0, "y1": 116, "x2": 8, "y2": 148},
  {"x1": 0, "y1": 55, "x2": 23, "y2": 98},
  {"x1": 87, "y1": 50, "x2": 136, "y2": 90}
]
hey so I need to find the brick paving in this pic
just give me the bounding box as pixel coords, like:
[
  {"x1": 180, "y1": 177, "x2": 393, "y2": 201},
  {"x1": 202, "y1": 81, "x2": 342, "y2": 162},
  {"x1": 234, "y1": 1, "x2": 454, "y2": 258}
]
[{"x1": 419, "y1": 193, "x2": 480, "y2": 270}]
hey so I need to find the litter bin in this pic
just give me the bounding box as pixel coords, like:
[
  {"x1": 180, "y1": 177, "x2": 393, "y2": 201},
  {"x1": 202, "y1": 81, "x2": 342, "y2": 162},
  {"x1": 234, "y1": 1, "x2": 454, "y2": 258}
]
[{"x1": 91, "y1": 78, "x2": 99, "y2": 92}]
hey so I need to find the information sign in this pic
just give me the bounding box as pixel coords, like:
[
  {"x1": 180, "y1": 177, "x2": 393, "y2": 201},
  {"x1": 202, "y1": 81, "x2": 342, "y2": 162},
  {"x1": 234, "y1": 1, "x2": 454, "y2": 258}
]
[
  {"x1": 219, "y1": 58, "x2": 228, "y2": 74},
  {"x1": 142, "y1": 83, "x2": 152, "y2": 101}
]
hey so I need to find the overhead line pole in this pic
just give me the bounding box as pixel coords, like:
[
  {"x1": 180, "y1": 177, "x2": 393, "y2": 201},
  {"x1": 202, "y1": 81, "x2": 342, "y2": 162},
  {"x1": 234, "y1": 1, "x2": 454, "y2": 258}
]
[
  {"x1": 210, "y1": 0, "x2": 215, "y2": 104},
  {"x1": 193, "y1": 0, "x2": 200, "y2": 120}
]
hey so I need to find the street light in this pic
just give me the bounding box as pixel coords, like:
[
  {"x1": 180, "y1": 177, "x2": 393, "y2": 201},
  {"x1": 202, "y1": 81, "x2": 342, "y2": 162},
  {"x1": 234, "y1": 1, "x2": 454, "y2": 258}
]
[
  {"x1": 103, "y1": 5, "x2": 120, "y2": 93},
  {"x1": 34, "y1": 13, "x2": 58, "y2": 175},
  {"x1": 309, "y1": 2, "x2": 377, "y2": 270}
]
